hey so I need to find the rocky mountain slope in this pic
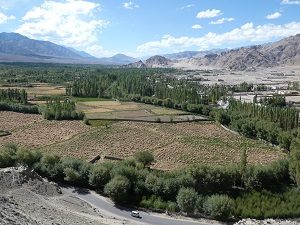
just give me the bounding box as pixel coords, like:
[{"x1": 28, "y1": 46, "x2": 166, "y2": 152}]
[
  {"x1": 0, "y1": 166, "x2": 132, "y2": 225},
  {"x1": 183, "y1": 34, "x2": 300, "y2": 70},
  {"x1": 0, "y1": 33, "x2": 83, "y2": 60},
  {"x1": 123, "y1": 55, "x2": 172, "y2": 68},
  {"x1": 145, "y1": 55, "x2": 172, "y2": 68},
  {"x1": 163, "y1": 49, "x2": 226, "y2": 60},
  {"x1": 0, "y1": 33, "x2": 136, "y2": 65}
]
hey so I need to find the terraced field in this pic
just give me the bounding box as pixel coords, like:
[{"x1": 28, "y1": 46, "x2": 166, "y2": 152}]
[
  {"x1": 40, "y1": 121, "x2": 285, "y2": 170},
  {"x1": 0, "y1": 111, "x2": 285, "y2": 170},
  {"x1": 76, "y1": 100, "x2": 205, "y2": 122}
]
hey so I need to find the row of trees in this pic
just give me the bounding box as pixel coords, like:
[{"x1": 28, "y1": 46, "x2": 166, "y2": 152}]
[
  {"x1": 42, "y1": 98, "x2": 84, "y2": 120},
  {"x1": 67, "y1": 70, "x2": 228, "y2": 105},
  {"x1": 214, "y1": 99, "x2": 299, "y2": 151},
  {"x1": 0, "y1": 88, "x2": 27, "y2": 104},
  {"x1": 0, "y1": 89, "x2": 39, "y2": 114},
  {"x1": 1, "y1": 145, "x2": 299, "y2": 220},
  {"x1": 228, "y1": 100, "x2": 299, "y2": 131}
]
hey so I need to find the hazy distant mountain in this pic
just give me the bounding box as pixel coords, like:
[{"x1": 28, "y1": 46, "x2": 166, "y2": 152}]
[
  {"x1": 122, "y1": 55, "x2": 171, "y2": 68},
  {"x1": 183, "y1": 34, "x2": 300, "y2": 70},
  {"x1": 67, "y1": 47, "x2": 96, "y2": 59},
  {"x1": 121, "y1": 60, "x2": 146, "y2": 68},
  {"x1": 99, "y1": 54, "x2": 137, "y2": 65},
  {"x1": 145, "y1": 55, "x2": 171, "y2": 68},
  {"x1": 163, "y1": 49, "x2": 226, "y2": 60},
  {"x1": 0, "y1": 32, "x2": 84, "y2": 61}
]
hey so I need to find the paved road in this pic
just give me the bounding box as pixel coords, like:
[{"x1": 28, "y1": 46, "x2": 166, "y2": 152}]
[{"x1": 62, "y1": 186, "x2": 211, "y2": 225}]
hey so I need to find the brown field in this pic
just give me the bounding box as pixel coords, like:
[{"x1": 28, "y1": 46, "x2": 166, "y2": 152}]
[
  {"x1": 0, "y1": 112, "x2": 285, "y2": 170},
  {"x1": 77, "y1": 100, "x2": 196, "y2": 122},
  {"x1": 0, "y1": 112, "x2": 92, "y2": 149},
  {"x1": 0, "y1": 111, "x2": 43, "y2": 131},
  {"x1": 0, "y1": 83, "x2": 65, "y2": 98},
  {"x1": 40, "y1": 121, "x2": 285, "y2": 170}
]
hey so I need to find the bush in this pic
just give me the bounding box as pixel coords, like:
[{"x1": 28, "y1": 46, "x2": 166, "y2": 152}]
[
  {"x1": 235, "y1": 190, "x2": 300, "y2": 219},
  {"x1": 203, "y1": 194, "x2": 234, "y2": 220},
  {"x1": 176, "y1": 188, "x2": 198, "y2": 213},
  {"x1": 0, "y1": 144, "x2": 17, "y2": 168},
  {"x1": 15, "y1": 148, "x2": 42, "y2": 167},
  {"x1": 134, "y1": 151, "x2": 154, "y2": 168},
  {"x1": 61, "y1": 157, "x2": 91, "y2": 186},
  {"x1": 139, "y1": 195, "x2": 168, "y2": 211},
  {"x1": 289, "y1": 138, "x2": 300, "y2": 187},
  {"x1": 104, "y1": 175, "x2": 131, "y2": 203},
  {"x1": 34, "y1": 154, "x2": 63, "y2": 181},
  {"x1": 89, "y1": 163, "x2": 112, "y2": 190}
]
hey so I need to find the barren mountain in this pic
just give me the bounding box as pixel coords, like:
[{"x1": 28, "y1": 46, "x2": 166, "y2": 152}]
[
  {"x1": 145, "y1": 55, "x2": 172, "y2": 68},
  {"x1": 183, "y1": 34, "x2": 300, "y2": 70},
  {"x1": 0, "y1": 166, "x2": 131, "y2": 225},
  {"x1": 122, "y1": 60, "x2": 147, "y2": 68},
  {"x1": 163, "y1": 49, "x2": 226, "y2": 60}
]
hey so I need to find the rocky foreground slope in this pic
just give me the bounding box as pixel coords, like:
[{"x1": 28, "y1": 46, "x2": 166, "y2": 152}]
[{"x1": 0, "y1": 166, "x2": 131, "y2": 225}]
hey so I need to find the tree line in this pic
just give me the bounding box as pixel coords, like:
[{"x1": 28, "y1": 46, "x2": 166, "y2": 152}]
[
  {"x1": 42, "y1": 98, "x2": 84, "y2": 120},
  {"x1": 67, "y1": 70, "x2": 228, "y2": 105},
  {"x1": 0, "y1": 145, "x2": 299, "y2": 220},
  {"x1": 0, "y1": 88, "x2": 39, "y2": 114}
]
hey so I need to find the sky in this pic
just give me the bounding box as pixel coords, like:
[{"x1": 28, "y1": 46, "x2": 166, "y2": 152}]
[{"x1": 0, "y1": 0, "x2": 300, "y2": 58}]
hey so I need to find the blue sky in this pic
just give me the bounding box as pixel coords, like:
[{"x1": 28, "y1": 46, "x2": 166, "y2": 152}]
[{"x1": 0, "y1": 0, "x2": 300, "y2": 57}]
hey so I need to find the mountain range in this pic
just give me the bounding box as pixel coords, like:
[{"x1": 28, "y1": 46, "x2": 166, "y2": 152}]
[
  {"x1": 0, "y1": 32, "x2": 300, "y2": 70},
  {"x1": 0, "y1": 32, "x2": 137, "y2": 65}
]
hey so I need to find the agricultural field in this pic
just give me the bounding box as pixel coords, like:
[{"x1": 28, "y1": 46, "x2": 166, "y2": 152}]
[
  {"x1": 40, "y1": 121, "x2": 285, "y2": 170},
  {"x1": 76, "y1": 100, "x2": 206, "y2": 122},
  {"x1": 0, "y1": 112, "x2": 92, "y2": 149},
  {"x1": 0, "y1": 111, "x2": 285, "y2": 170},
  {"x1": 0, "y1": 83, "x2": 65, "y2": 99}
]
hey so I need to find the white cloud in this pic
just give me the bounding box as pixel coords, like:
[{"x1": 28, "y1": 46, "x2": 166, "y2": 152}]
[
  {"x1": 192, "y1": 24, "x2": 203, "y2": 29},
  {"x1": 266, "y1": 12, "x2": 282, "y2": 19},
  {"x1": 123, "y1": 1, "x2": 139, "y2": 10},
  {"x1": 136, "y1": 22, "x2": 300, "y2": 55},
  {"x1": 16, "y1": 0, "x2": 108, "y2": 49},
  {"x1": 0, "y1": 12, "x2": 15, "y2": 24},
  {"x1": 180, "y1": 4, "x2": 195, "y2": 10},
  {"x1": 196, "y1": 9, "x2": 222, "y2": 19},
  {"x1": 210, "y1": 17, "x2": 234, "y2": 25},
  {"x1": 281, "y1": 0, "x2": 300, "y2": 4}
]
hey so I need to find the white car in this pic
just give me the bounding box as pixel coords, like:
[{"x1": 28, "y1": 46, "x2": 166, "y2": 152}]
[{"x1": 130, "y1": 211, "x2": 141, "y2": 218}]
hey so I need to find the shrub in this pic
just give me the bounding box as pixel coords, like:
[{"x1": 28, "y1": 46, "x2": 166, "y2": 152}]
[
  {"x1": 15, "y1": 148, "x2": 42, "y2": 167},
  {"x1": 234, "y1": 190, "x2": 300, "y2": 219},
  {"x1": 176, "y1": 188, "x2": 198, "y2": 213},
  {"x1": 89, "y1": 163, "x2": 112, "y2": 190},
  {"x1": 0, "y1": 145, "x2": 17, "y2": 168},
  {"x1": 61, "y1": 157, "x2": 91, "y2": 186},
  {"x1": 104, "y1": 175, "x2": 131, "y2": 203},
  {"x1": 203, "y1": 194, "x2": 234, "y2": 220},
  {"x1": 34, "y1": 154, "x2": 63, "y2": 181},
  {"x1": 134, "y1": 151, "x2": 154, "y2": 168}
]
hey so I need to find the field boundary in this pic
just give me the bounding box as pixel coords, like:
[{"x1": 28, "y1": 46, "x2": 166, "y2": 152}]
[{"x1": 88, "y1": 117, "x2": 211, "y2": 123}]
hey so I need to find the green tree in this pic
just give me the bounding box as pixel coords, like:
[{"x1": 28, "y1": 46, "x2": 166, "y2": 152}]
[
  {"x1": 89, "y1": 163, "x2": 112, "y2": 189},
  {"x1": 203, "y1": 194, "x2": 235, "y2": 220},
  {"x1": 134, "y1": 151, "x2": 154, "y2": 168},
  {"x1": 289, "y1": 138, "x2": 300, "y2": 187},
  {"x1": 176, "y1": 188, "x2": 198, "y2": 214},
  {"x1": 104, "y1": 175, "x2": 131, "y2": 203}
]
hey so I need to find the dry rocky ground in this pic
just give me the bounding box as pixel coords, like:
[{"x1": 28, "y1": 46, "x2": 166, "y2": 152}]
[
  {"x1": 0, "y1": 166, "x2": 136, "y2": 225},
  {"x1": 234, "y1": 219, "x2": 300, "y2": 225}
]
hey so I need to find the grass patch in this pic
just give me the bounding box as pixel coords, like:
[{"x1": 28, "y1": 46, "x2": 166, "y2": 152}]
[
  {"x1": 88, "y1": 119, "x2": 116, "y2": 127},
  {"x1": 72, "y1": 97, "x2": 112, "y2": 102}
]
